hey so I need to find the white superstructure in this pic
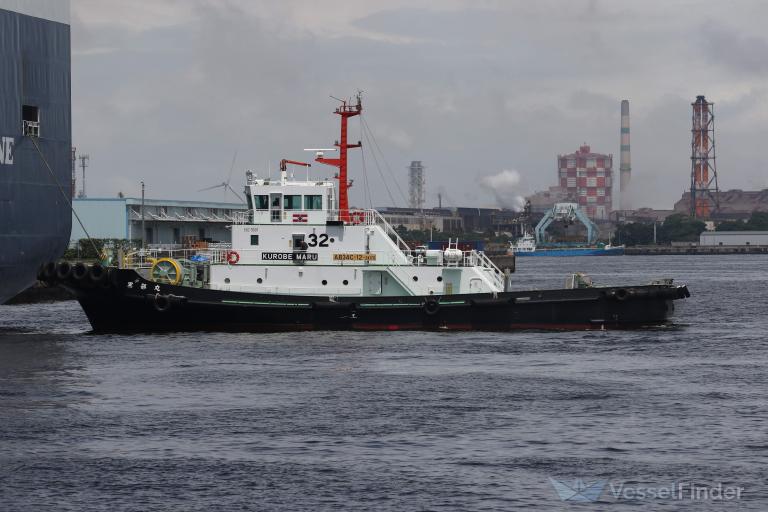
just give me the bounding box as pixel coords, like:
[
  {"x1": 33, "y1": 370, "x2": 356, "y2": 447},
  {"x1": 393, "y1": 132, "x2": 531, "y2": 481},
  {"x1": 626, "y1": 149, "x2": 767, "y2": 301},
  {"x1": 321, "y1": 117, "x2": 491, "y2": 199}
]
[
  {"x1": 509, "y1": 233, "x2": 536, "y2": 254},
  {"x1": 204, "y1": 165, "x2": 506, "y2": 297}
]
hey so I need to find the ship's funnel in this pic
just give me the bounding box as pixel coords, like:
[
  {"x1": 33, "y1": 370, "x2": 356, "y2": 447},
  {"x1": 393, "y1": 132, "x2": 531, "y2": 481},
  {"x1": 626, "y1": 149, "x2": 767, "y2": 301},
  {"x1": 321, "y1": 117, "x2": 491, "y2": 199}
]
[{"x1": 619, "y1": 100, "x2": 631, "y2": 210}]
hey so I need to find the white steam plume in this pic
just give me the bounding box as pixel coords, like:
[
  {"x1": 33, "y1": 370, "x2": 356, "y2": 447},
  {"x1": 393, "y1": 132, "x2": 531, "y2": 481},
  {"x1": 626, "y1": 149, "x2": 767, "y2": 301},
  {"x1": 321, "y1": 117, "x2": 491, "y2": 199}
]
[{"x1": 479, "y1": 169, "x2": 526, "y2": 210}]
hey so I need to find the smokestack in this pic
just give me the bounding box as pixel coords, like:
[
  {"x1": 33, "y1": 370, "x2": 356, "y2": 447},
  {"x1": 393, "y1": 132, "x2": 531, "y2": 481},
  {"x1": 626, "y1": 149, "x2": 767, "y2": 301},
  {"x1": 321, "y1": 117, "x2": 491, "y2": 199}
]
[{"x1": 620, "y1": 100, "x2": 631, "y2": 210}]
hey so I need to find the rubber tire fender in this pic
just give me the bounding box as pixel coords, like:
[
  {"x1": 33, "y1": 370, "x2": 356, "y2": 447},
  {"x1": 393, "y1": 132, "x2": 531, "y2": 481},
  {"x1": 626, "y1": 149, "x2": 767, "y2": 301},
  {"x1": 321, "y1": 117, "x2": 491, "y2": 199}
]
[
  {"x1": 89, "y1": 263, "x2": 107, "y2": 285},
  {"x1": 153, "y1": 294, "x2": 172, "y2": 313},
  {"x1": 56, "y1": 261, "x2": 72, "y2": 281},
  {"x1": 612, "y1": 288, "x2": 628, "y2": 301},
  {"x1": 42, "y1": 262, "x2": 57, "y2": 282},
  {"x1": 423, "y1": 299, "x2": 441, "y2": 316},
  {"x1": 72, "y1": 262, "x2": 89, "y2": 282}
]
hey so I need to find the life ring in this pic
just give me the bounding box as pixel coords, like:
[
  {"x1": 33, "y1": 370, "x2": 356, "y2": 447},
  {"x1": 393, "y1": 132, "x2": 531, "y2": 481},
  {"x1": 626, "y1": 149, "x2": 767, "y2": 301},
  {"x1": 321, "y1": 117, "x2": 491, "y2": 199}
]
[
  {"x1": 423, "y1": 299, "x2": 441, "y2": 315},
  {"x1": 350, "y1": 211, "x2": 365, "y2": 225},
  {"x1": 226, "y1": 251, "x2": 240, "y2": 265}
]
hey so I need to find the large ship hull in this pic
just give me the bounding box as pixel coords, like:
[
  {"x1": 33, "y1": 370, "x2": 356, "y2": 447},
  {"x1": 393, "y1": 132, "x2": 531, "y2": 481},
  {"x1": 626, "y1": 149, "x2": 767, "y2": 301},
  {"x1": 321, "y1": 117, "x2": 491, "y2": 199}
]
[
  {"x1": 515, "y1": 246, "x2": 625, "y2": 257},
  {"x1": 43, "y1": 264, "x2": 689, "y2": 333},
  {"x1": 0, "y1": 3, "x2": 72, "y2": 303}
]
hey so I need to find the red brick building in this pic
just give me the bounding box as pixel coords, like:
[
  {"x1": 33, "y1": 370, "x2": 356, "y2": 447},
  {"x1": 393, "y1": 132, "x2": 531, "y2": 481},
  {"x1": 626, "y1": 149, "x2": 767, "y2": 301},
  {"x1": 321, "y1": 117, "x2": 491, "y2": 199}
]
[{"x1": 557, "y1": 144, "x2": 613, "y2": 219}]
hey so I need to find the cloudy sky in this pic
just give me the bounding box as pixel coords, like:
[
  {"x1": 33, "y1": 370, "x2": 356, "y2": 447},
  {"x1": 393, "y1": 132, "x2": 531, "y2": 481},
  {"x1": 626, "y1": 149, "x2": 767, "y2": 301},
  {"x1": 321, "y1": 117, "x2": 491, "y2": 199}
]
[{"x1": 71, "y1": 0, "x2": 768, "y2": 209}]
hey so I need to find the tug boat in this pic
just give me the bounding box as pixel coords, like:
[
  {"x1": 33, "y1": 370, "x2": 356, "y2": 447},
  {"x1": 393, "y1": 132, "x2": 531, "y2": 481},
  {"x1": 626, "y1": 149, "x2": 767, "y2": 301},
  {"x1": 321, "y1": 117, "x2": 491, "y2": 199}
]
[{"x1": 41, "y1": 95, "x2": 688, "y2": 333}]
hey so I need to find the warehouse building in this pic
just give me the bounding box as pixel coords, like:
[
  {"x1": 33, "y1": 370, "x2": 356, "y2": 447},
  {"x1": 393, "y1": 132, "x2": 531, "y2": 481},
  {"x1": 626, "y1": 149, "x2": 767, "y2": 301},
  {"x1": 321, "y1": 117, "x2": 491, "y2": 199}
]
[
  {"x1": 700, "y1": 231, "x2": 768, "y2": 246},
  {"x1": 70, "y1": 197, "x2": 246, "y2": 245}
]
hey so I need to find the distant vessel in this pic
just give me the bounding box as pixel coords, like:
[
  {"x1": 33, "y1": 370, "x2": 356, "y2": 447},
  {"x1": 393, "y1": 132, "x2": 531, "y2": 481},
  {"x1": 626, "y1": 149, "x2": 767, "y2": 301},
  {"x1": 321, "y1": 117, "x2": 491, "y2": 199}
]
[
  {"x1": 0, "y1": 1, "x2": 72, "y2": 303},
  {"x1": 42, "y1": 95, "x2": 686, "y2": 332},
  {"x1": 509, "y1": 233, "x2": 625, "y2": 257}
]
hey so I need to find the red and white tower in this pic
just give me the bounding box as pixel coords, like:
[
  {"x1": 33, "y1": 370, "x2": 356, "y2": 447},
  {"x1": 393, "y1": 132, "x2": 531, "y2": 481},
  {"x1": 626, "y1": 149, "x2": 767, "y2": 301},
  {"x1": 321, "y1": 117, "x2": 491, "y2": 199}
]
[
  {"x1": 690, "y1": 95, "x2": 719, "y2": 218},
  {"x1": 557, "y1": 144, "x2": 613, "y2": 219}
]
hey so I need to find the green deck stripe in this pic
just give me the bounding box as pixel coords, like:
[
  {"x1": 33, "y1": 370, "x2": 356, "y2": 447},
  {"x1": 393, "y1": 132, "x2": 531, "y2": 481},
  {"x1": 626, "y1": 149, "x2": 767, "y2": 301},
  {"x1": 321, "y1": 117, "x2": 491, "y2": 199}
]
[{"x1": 221, "y1": 300, "x2": 311, "y2": 307}]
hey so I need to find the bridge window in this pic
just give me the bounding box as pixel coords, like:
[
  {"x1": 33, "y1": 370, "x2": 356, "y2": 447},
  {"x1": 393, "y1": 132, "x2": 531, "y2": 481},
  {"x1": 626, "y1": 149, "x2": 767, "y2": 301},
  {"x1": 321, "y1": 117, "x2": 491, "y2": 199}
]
[
  {"x1": 284, "y1": 195, "x2": 302, "y2": 210},
  {"x1": 254, "y1": 195, "x2": 268, "y2": 210},
  {"x1": 304, "y1": 195, "x2": 323, "y2": 210}
]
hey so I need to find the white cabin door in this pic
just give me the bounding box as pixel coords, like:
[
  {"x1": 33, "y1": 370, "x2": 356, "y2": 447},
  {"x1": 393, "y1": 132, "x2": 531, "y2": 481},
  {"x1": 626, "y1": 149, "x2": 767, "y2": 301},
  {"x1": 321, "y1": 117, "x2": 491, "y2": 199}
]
[
  {"x1": 469, "y1": 278, "x2": 483, "y2": 293},
  {"x1": 364, "y1": 271, "x2": 383, "y2": 295}
]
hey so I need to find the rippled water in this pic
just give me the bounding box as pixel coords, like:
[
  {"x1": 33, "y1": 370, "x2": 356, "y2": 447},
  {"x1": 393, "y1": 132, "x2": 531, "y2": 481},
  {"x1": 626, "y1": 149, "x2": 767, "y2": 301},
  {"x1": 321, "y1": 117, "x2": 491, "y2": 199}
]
[{"x1": 1, "y1": 255, "x2": 767, "y2": 511}]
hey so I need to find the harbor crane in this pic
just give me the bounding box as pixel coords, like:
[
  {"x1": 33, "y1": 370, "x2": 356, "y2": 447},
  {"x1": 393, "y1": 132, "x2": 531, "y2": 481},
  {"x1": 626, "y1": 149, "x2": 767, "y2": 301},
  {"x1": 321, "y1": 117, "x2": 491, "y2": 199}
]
[{"x1": 534, "y1": 202, "x2": 599, "y2": 245}]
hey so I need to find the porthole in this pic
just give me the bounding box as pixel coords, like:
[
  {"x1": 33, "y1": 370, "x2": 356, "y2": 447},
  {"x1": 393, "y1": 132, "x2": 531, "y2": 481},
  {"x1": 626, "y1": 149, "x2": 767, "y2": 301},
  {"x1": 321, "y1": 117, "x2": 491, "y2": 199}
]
[
  {"x1": 413, "y1": 276, "x2": 419, "y2": 282},
  {"x1": 224, "y1": 278, "x2": 230, "y2": 284},
  {"x1": 330, "y1": 238, "x2": 335, "y2": 243},
  {"x1": 437, "y1": 276, "x2": 443, "y2": 282},
  {"x1": 343, "y1": 279, "x2": 349, "y2": 285},
  {"x1": 322, "y1": 280, "x2": 328, "y2": 286},
  {"x1": 257, "y1": 278, "x2": 263, "y2": 284}
]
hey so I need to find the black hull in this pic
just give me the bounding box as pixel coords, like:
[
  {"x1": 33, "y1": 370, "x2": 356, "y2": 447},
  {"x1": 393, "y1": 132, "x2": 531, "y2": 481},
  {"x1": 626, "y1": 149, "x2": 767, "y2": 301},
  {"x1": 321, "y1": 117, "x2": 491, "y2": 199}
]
[{"x1": 43, "y1": 265, "x2": 690, "y2": 334}]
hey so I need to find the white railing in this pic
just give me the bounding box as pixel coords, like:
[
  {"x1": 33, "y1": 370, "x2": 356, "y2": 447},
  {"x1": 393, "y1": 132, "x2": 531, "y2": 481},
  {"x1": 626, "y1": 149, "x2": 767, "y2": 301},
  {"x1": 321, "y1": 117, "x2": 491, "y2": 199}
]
[{"x1": 468, "y1": 250, "x2": 505, "y2": 290}]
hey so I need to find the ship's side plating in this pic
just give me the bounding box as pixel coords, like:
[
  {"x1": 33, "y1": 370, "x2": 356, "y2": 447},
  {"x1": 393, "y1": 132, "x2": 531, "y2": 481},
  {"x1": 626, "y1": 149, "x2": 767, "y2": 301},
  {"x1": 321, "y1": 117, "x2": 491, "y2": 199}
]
[{"x1": 0, "y1": 1, "x2": 72, "y2": 303}]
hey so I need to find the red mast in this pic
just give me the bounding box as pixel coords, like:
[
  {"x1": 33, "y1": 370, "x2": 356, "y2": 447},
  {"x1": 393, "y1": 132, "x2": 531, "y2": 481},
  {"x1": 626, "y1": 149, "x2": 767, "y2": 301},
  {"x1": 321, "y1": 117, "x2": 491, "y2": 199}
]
[{"x1": 315, "y1": 93, "x2": 362, "y2": 222}]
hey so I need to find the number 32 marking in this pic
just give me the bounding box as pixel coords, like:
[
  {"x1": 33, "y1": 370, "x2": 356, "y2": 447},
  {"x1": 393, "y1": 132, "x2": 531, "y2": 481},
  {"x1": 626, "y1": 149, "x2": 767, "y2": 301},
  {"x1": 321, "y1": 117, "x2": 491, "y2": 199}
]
[{"x1": 307, "y1": 233, "x2": 329, "y2": 247}]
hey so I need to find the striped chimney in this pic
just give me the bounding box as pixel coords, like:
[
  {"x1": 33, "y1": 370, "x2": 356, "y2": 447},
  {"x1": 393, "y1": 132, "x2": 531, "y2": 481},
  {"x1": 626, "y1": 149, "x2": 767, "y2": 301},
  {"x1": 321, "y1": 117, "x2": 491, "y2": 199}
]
[{"x1": 619, "y1": 100, "x2": 631, "y2": 209}]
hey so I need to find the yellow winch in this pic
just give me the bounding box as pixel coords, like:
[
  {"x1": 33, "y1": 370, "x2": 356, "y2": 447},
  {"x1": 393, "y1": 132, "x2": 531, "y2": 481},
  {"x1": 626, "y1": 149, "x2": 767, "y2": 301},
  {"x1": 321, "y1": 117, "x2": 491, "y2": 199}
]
[{"x1": 150, "y1": 258, "x2": 184, "y2": 285}]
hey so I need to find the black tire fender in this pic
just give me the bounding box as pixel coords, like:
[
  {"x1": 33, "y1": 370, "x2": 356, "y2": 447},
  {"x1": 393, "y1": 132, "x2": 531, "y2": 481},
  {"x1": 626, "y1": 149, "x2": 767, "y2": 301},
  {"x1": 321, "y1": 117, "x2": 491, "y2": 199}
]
[
  {"x1": 89, "y1": 263, "x2": 107, "y2": 285},
  {"x1": 72, "y1": 263, "x2": 89, "y2": 282},
  {"x1": 56, "y1": 261, "x2": 72, "y2": 281},
  {"x1": 153, "y1": 294, "x2": 172, "y2": 313},
  {"x1": 42, "y1": 262, "x2": 57, "y2": 282},
  {"x1": 423, "y1": 299, "x2": 440, "y2": 315},
  {"x1": 610, "y1": 288, "x2": 629, "y2": 301}
]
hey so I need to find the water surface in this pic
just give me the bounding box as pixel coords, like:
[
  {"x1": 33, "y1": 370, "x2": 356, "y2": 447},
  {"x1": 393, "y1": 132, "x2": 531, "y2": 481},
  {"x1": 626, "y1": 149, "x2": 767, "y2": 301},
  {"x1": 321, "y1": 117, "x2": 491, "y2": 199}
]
[{"x1": 1, "y1": 255, "x2": 766, "y2": 510}]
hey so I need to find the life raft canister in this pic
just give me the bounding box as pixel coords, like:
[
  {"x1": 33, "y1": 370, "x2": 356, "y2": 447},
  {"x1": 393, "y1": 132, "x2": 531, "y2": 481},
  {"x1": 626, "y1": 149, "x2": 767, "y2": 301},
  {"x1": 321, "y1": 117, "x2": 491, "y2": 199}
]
[{"x1": 226, "y1": 250, "x2": 240, "y2": 265}]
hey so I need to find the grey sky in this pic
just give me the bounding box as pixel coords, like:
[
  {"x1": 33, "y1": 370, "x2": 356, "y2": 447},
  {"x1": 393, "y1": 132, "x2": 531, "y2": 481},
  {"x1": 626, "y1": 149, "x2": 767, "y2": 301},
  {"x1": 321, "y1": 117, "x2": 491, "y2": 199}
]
[{"x1": 71, "y1": 0, "x2": 768, "y2": 209}]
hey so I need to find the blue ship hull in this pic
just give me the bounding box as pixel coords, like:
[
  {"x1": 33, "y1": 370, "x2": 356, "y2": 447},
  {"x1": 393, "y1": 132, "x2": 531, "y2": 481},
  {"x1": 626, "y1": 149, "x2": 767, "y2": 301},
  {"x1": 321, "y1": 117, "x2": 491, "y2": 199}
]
[
  {"x1": 515, "y1": 246, "x2": 625, "y2": 257},
  {"x1": 0, "y1": 4, "x2": 72, "y2": 303}
]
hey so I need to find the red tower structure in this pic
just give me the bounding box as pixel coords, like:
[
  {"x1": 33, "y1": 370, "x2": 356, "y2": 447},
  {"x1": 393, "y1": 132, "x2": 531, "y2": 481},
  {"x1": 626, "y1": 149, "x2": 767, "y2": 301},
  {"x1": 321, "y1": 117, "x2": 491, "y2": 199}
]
[
  {"x1": 316, "y1": 94, "x2": 362, "y2": 223},
  {"x1": 690, "y1": 95, "x2": 720, "y2": 218}
]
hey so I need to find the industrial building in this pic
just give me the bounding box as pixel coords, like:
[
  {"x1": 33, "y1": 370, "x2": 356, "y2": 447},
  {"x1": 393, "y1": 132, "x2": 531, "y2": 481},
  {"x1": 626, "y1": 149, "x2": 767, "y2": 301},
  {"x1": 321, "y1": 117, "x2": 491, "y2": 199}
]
[
  {"x1": 378, "y1": 206, "x2": 524, "y2": 236},
  {"x1": 557, "y1": 144, "x2": 613, "y2": 220},
  {"x1": 70, "y1": 197, "x2": 246, "y2": 245},
  {"x1": 674, "y1": 189, "x2": 768, "y2": 220},
  {"x1": 526, "y1": 186, "x2": 570, "y2": 215},
  {"x1": 379, "y1": 207, "x2": 462, "y2": 232},
  {"x1": 700, "y1": 231, "x2": 768, "y2": 246}
]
